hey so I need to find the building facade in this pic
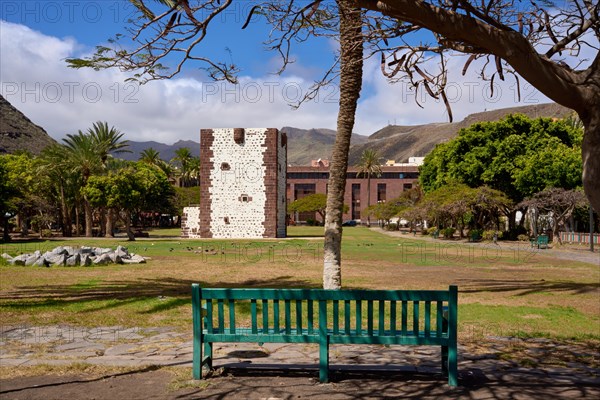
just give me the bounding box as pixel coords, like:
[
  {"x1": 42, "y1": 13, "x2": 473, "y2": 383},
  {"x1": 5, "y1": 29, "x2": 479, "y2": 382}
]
[
  {"x1": 194, "y1": 128, "x2": 287, "y2": 238},
  {"x1": 287, "y1": 163, "x2": 420, "y2": 223}
]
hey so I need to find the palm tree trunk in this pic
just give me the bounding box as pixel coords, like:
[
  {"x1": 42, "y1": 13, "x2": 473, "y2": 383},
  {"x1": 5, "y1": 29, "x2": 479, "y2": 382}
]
[
  {"x1": 323, "y1": 0, "x2": 363, "y2": 290},
  {"x1": 59, "y1": 183, "x2": 72, "y2": 237},
  {"x1": 84, "y1": 198, "x2": 93, "y2": 237},
  {"x1": 366, "y1": 172, "x2": 371, "y2": 228}
]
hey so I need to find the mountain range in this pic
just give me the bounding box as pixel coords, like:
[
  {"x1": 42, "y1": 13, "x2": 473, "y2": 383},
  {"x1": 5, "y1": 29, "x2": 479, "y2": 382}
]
[{"x1": 0, "y1": 95, "x2": 572, "y2": 165}]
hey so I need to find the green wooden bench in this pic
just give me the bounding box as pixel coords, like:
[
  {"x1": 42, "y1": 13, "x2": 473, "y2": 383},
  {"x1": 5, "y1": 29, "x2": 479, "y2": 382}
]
[
  {"x1": 530, "y1": 234, "x2": 549, "y2": 249},
  {"x1": 192, "y1": 284, "x2": 458, "y2": 386}
]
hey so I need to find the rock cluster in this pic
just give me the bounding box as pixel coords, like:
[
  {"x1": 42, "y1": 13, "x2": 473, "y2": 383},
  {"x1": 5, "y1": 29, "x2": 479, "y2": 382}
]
[{"x1": 1, "y1": 245, "x2": 146, "y2": 267}]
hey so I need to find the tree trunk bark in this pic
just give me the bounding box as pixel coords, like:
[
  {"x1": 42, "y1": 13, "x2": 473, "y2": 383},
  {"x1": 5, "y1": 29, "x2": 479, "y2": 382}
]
[
  {"x1": 323, "y1": 0, "x2": 363, "y2": 290},
  {"x1": 366, "y1": 172, "x2": 371, "y2": 228},
  {"x1": 74, "y1": 204, "x2": 80, "y2": 236},
  {"x1": 124, "y1": 210, "x2": 136, "y2": 241},
  {"x1": 580, "y1": 106, "x2": 600, "y2": 214},
  {"x1": 60, "y1": 184, "x2": 73, "y2": 237},
  {"x1": 84, "y1": 198, "x2": 93, "y2": 237},
  {"x1": 105, "y1": 208, "x2": 115, "y2": 237}
]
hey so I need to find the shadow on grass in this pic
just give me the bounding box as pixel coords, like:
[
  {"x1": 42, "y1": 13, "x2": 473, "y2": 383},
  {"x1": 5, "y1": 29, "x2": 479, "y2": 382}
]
[
  {"x1": 458, "y1": 279, "x2": 600, "y2": 296},
  {"x1": 0, "y1": 276, "x2": 320, "y2": 314}
]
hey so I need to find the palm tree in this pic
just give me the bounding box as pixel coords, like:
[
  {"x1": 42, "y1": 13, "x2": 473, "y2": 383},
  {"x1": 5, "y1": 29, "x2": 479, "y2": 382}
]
[
  {"x1": 172, "y1": 147, "x2": 193, "y2": 187},
  {"x1": 38, "y1": 144, "x2": 77, "y2": 237},
  {"x1": 187, "y1": 156, "x2": 201, "y2": 187},
  {"x1": 323, "y1": 0, "x2": 364, "y2": 290},
  {"x1": 356, "y1": 149, "x2": 382, "y2": 228},
  {"x1": 140, "y1": 148, "x2": 162, "y2": 165},
  {"x1": 87, "y1": 121, "x2": 130, "y2": 164},
  {"x1": 63, "y1": 132, "x2": 102, "y2": 237}
]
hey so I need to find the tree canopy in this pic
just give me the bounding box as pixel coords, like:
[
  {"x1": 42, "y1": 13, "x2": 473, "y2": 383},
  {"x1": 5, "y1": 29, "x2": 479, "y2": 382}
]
[{"x1": 420, "y1": 114, "x2": 583, "y2": 202}]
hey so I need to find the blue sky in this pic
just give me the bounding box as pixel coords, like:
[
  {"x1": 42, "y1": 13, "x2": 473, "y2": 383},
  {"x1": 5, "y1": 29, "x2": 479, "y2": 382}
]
[{"x1": 0, "y1": 0, "x2": 558, "y2": 146}]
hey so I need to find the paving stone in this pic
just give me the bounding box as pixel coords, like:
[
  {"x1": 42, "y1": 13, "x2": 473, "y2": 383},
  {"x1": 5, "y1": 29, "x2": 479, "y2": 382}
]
[{"x1": 103, "y1": 344, "x2": 140, "y2": 356}]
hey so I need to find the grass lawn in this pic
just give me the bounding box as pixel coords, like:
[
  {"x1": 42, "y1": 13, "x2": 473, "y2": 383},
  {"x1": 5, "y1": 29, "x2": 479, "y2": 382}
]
[{"x1": 1, "y1": 226, "x2": 598, "y2": 341}]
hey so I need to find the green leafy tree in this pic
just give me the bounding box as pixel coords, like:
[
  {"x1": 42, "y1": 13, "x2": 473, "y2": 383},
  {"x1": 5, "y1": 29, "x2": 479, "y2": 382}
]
[
  {"x1": 420, "y1": 114, "x2": 582, "y2": 228},
  {"x1": 520, "y1": 188, "x2": 588, "y2": 243},
  {"x1": 289, "y1": 194, "x2": 349, "y2": 223},
  {"x1": 356, "y1": 149, "x2": 382, "y2": 228}
]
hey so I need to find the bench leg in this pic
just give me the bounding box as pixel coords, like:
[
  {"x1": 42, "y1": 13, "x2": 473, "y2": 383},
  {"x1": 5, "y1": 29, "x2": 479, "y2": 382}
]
[
  {"x1": 203, "y1": 341, "x2": 213, "y2": 371},
  {"x1": 192, "y1": 332, "x2": 202, "y2": 379},
  {"x1": 319, "y1": 335, "x2": 329, "y2": 383},
  {"x1": 441, "y1": 345, "x2": 448, "y2": 375},
  {"x1": 448, "y1": 342, "x2": 458, "y2": 387}
]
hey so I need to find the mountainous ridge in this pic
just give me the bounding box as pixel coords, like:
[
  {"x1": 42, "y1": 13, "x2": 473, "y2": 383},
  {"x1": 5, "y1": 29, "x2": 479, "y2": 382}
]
[
  {"x1": 0, "y1": 95, "x2": 57, "y2": 155},
  {"x1": 1, "y1": 99, "x2": 573, "y2": 165}
]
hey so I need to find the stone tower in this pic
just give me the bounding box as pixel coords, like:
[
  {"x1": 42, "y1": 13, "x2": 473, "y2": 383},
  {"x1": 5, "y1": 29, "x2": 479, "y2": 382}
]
[{"x1": 199, "y1": 128, "x2": 287, "y2": 238}]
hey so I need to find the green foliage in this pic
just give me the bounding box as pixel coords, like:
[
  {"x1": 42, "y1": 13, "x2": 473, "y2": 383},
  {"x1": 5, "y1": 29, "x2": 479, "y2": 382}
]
[
  {"x1": 482, "y1": 230, "x2": 503, "y2": 241},
  {"x1": 172, "y1": 186, "x2": 201, "y2": 215},
  {"x1": 289, "y1": 194, "x2": 328, "y2": 220},
  {"x1": 442, "y1": 227, "x2": 456, "y2": 239},
  {"x1": 420, "y1": 114, "x2": 583, "y2": 202}
]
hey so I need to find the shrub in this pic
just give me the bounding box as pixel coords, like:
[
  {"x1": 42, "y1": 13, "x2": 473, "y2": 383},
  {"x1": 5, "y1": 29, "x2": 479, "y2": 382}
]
[
  {"x1": 517, "y1": 234, "x2": 530, "y2": 242},
  {"x1": 505, "y1": 225, "x2": 528, "y2": 241},
  {"x1": 386, "y1": 223, "x2": 398, "y2": 231},
  {"x1": 482, "y1": 230, "x2": 503, "y2": 241},
  {"x1": 443, "y1": 227, "x2": 456, "y2": 239},
  {"x1": 469, "y1": 229, "x2": 483, "y2": 241}
]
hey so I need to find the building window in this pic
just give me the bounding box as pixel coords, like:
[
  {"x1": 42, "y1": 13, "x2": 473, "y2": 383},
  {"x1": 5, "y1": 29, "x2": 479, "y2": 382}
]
[
  {"x1": 351, "y1": 183, "x2": 361, "y2": 220},
  {"x1": 377, "y1": 183, "x2": 386, "y2": 203},
  {"x1": 294, "y1": 183, "x2": 316, "y2": 199},
  {"x1": 403, "y1": 183, "x2": 412, "y2": 191}
]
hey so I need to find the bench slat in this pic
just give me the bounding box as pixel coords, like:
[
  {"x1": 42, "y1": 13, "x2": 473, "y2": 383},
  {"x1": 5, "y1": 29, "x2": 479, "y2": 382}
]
[
  {"x1": 356, "y1": 300, "x2": 362, "y2": 335},
  {"x1": 285, "y1": 300, "x2": 291, "y2": 334},
  {"x1": 344, "y1": 300, "x2": 351, "y2": 335},
  {"x1": 273, "y1": 299, "x2": 280, "y2": 333},
  {"x1": 436, "y1": 301, "x2": 443, "y2": 337},
  {"x1": 390, "y1": 301, "x2": 396, "y2": 335},
  {"x1": 262, "y1": 299, "x2": 269, "y2": 334},
  {"x1": 413, "y1": 301, "x2": 420, "y2": 336},
  {"x1": 378, "y1": 300, "x2": 385, "y2": 336},
  {"x1": 200, "y1": 288, "x2": 450, "y2": 301},
  {"x1": 401, "y1": 301, "x2": 408, "y2": 335},
  {"x1": 206, "y1": 299, "x2": 213, "y2": 332},
  {"x1": 333, "y1": 301, "x2": 339, "y2": 335},
  {"x1": 307, "y1": 300, "x2": 314, "y2": 335},
  {"x1": 229, "y1": 300, "x2": 236, "y2": 334},
  {"x1": 218, "y1": 299, "x2": 225, "y2": 333},
  {"x1": 296, "y1": 300, "x2": 303, "y2": 334},
  {"x1": 251, "y1": 299, "x2": 257, "y2": 334},
  {"x1": 367, "y1": 301, "x2": 374, "y2": 335},
  {"x1": 425, "y1": 301, "x2": 431, "y2": 337}
]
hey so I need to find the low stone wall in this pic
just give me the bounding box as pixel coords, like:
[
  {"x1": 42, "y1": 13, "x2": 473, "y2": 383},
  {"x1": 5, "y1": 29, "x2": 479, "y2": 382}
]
[{"x1": 181, "y1": 206, "x2": 201, "y2": 238}]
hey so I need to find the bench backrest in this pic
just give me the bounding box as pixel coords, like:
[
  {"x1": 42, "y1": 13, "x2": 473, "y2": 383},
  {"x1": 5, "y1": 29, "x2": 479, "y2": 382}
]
[{"x1": 192, "y1": 285, "x2": 457, "y2": 339}]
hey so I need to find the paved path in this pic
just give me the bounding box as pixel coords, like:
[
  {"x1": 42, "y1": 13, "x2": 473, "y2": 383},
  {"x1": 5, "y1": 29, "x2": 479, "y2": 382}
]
[
  {"x1": 377, "y1": 228, "x2": 600, "y2": 265},
  {"x1": 1, "y1": 325, "x2": 598, "y2": 396}
]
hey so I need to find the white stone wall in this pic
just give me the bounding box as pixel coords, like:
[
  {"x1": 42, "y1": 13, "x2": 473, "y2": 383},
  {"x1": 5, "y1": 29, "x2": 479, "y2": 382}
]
[
  {"x1": 277, "y1": 133, "x2": 287, "y2": 237},
  {"x1": 182, "y1": 207, "x2": 202, "y2": 238},
  {"x1": 208, "y1": 128, "x2": 268, "y2": 238}
]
